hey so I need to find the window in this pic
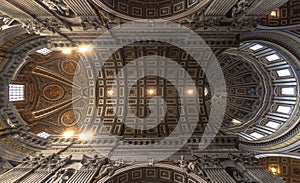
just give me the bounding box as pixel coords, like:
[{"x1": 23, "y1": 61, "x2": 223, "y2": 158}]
[
  {"x1": 250, "y1": 132, "x2": 264, "y2": 139},
  {"x1": 36, "y1": 47, "x2": 51, "y2": 55},
  {"x1": 281, "y1": 87, "x2": 295, "y2": 95},
  {"x1": 204, "y1": 87, "x2": 208, "y2": 96},
  {"x1": 250, "y1": 44, "x2": 263, "y2": 51},
  {"x1": 232, "y1": 119, "x2": 242, "y2": 125},
  {"x1": 265, "y1": 121, "x2": 281, "y2": 129},
  {"x1": 238, "y1": 133, "x2": 253, "y2": 141},
  {"x1": 37, "y1": 132, "x2": 50, "y2": 138},
  {"x1": 266, "y1": 54, "x2": 280, "y2": 61},
  {"x1": 277, "y1": 69, "x2": 291, "y2": 77},
  {"x1": 9, "y1": 84, "x2": 24, "y2": 101},
  {"x1": 277, "y1": 106, "x2": 292, "y2": 114}
]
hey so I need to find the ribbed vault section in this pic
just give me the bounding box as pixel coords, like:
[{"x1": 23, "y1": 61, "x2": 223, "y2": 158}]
[
  {"x1": 219, "y1": 51, "x2": 267, "y2": 128},
  {"x1": 220, "y1": 38, "x2": 300, "y2": 152},
  {"x1": 91, "y1": 0, "x2": 210, "y2": 20},
  {"x1": 88, "y1": 41, "x2": 210, "y2": 139},
  {"x1": 0, "y1": 27, "x2": 50, "y2": 161}
]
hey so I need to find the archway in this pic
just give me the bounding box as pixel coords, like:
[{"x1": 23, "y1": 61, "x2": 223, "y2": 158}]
[{"x1": 97, "y1": 163, "x2": 208, "y2": 183}]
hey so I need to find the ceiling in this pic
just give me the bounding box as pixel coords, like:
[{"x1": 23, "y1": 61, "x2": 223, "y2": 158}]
[{"x1": 0, "y1": 0, "x2": 300, "y2": 156}]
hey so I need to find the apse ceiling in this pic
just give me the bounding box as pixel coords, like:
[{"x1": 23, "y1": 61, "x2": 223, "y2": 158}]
[
  {"x1": 13, "y1": 50, "x2": 84, "y2": 134},
  {"x1": 219, "y1": 53, "x2": 265, "y2": 127}
]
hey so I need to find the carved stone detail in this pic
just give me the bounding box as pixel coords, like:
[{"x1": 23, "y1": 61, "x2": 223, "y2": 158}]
[
  {"x1": 231, "y1": 0, "x2": 255, "y2": 18},
  {"x1": 187, "y1": 159, "x2": 204, "y2": 176},
  {"x1": 229, "y1": 17, "x2": 261, "y2": 31},
  {"x1": 203, "y1": 16, "x2": 222, "y2": 30},
  {"x1": 41, "y1": 0, "x2": 75, "y2": 18},
  {"x1": 229, "y1": 152, "x2": 259, "y2": 166},
  {"x1": 22, "y1": 20, "x2": 46, "y2": 34},
  {"x1": 94, "y1": 159, "x2": 126, "y2": 179},
  {"x1": 80, "y1": 154, "x2": 109, "y2": 169},
  {"x1": 21, "y1": 17, "x2": 71, "y2": 35},
  {"x1": 81, "y1": 16, "x2": 108, "y2": 30},
  {"x1": 0, "y1": 157, "x2": 13, "y2": 175},
  {"x1": 193, "y1": 154, "x2": 221, "y2": 168},
  {"x1": 0, "y1": 15, "x2": 20, "y2": 31},
  {"x1": 232, "y1": 170, "x2": 253, "y2": 183},
  {"x1": 173, "y1": 156, "x2": 205, "y2": 175}
]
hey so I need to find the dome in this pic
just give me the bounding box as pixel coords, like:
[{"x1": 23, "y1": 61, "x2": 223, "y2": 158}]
[{"x1": 92, "y1": 0, "x2": 210, "y2": 20}]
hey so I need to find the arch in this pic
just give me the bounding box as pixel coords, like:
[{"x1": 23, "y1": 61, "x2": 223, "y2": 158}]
[
  {"x1": 97, "y1": 163, "x2": 208, "y2": 183},
  {"x1": 234, "y1": 31, "x2": 300, "y2": 152}
]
